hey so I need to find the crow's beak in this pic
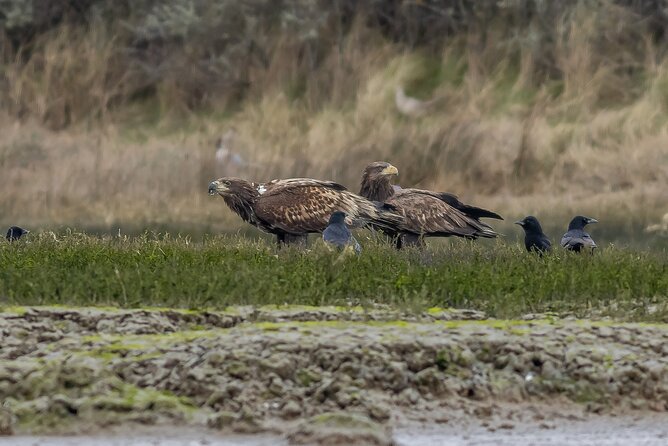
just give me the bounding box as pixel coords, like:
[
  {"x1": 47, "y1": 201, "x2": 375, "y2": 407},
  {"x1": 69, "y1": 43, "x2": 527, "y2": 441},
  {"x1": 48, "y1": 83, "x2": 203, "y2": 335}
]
[
  {"x1": 381, "y1": 164, "x2": 399, "y2": 176},
  {"x1": 514, "y1": 220, "x2": 524, "y2": 226},
  {"x1": 587, "y1": 218, "x2": 598, "y2": 224}
]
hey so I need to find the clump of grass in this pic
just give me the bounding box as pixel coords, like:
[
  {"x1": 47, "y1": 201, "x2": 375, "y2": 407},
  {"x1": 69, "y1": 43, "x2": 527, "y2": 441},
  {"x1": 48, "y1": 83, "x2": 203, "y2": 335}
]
[{"x1": 0, "y1": 232, "x2": 665, "y2": 322}]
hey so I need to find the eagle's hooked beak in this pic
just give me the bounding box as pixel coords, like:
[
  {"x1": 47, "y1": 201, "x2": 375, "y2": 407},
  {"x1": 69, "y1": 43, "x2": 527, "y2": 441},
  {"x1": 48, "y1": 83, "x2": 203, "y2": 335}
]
[
  {"x1": 381, "y1": 164, "x2": 399, "y2": 176},
  {"x1": 208, "y1": 180, "x2": 227, "y2": 195}
]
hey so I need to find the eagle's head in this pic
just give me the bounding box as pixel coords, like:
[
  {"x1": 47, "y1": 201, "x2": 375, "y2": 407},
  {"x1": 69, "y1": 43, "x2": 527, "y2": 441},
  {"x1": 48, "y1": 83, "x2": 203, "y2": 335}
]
[
  {"x1": 360, "y1": 161, "x2": 399, "y2": 202},
  {"x1": 208, "y1": 177, "x2": 260, "y2": 225},
  {"x1": 208, "y1": 177, "x2": 258, "y2": 199},
  {"x1": 362, "y1": 161, "x2": 399, "y2": 182}
]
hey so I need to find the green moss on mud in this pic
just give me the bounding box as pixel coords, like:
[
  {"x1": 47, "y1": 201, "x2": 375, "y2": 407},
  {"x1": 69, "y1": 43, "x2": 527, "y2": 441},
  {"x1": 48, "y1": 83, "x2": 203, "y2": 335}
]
[{"x1": 8, "y1": 379, "x2": 198, "y2": 434}]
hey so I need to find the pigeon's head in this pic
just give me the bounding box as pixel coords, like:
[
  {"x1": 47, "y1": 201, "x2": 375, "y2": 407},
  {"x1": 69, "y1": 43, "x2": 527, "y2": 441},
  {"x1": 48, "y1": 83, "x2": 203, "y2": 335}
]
[
  {"x1": 6, "y1": 226, "x2": 29, "y2": 241},
  {"x1": 328, "y1": 211, "x2": 347, "y2": 225},
  {"x1": 514, "y1": 216, "x2": 543, "y2": 233},
  {"x1": 568, "y1": 215, "x2": 598, "y2": 230}
]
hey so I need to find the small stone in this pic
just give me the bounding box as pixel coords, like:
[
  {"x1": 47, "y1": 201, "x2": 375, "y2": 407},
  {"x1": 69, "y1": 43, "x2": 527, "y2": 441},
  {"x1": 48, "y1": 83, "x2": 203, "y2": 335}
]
[
  {"x1": 233, "y1": 409, "x2": 265, "y2": 434},
  {"x1": 281, "y1": 400, "x2": 302, "y2": 419},
  {"x1": 287, "y1": 412, "x2": 393, "y2": 446},
  {"x1": 399, "y1": 388, "x2": 420, "y2": 405},
  {"x1": 457, "y1": 349, "x2": 475, "y2": 367},
  {"x1": 0, "y1": 407, "x2": 14, "y2": 436},
  {"x1": 473, "y1": 405, "x2": 493, "y2": 418},
  {"x1": 205, "y1": 391, "x2": 226, "y2": 408},
  {"x1": 268, "y1": 377, "x2": 286, "y2": 397},
  {"x1": 335, "y1": 391, "x2": 352, "y2": 408},
  {"x1": 596, "y1": 326, "x2": 614, "y2": 338},
  {"x1": 207, "y1": 411, "x2": 237, "y2": 429},
  {"x1": 95, "y1": 319, "x2": 115, "y2": 333},
  {"x1": 415, "y1": 367, "x2": 445, "y2": 394},
  {"x1": 205, "y1": 350, "x2": 226, "y2": 367},
  {"x1": 260, "y1": 355, "x2": 295, "y2": 380},
  {"x1": 224, "y1": 382, "x2": 243, "y2": 398},
  {"x1": 314, "y1": 379, "x2": 341, "y2": 403},
  {"x1": 494, "y1": 355, "x2": 509, "y2": 369},
  {"x1": 296, "y1": 369, "x2": 322, "y2": 387},
  {"x1": 382, "y1": 361, "x2": 409, "y2": 392},
  {"x1": 630, "y1": 399, "x2": 647, "y2": 410},
  {"x1": 406, "y1": 351, "x2": 431, "y2": 372},
  {"x1": 226, "y1": 361, "x2": 250, "y2": 380},
  {"x1": 367, "y1": 403, "x2": 391, "y2": 422}
]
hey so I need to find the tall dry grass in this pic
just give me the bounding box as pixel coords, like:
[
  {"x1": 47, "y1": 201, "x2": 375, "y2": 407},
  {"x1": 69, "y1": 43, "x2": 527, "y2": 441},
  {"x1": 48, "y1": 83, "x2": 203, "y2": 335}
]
[{"x1": 0, "y1": 1, "x2": 667, "y2": 240}]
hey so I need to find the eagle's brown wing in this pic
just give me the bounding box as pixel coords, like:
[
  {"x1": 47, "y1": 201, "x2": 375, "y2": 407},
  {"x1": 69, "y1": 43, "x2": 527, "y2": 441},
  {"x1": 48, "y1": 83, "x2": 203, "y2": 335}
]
[
  {"x1": 254, "y1": 179, "x2": 396, "y2": 234},
  {"x1": 388, "y1": 188, "x2": 498, "y2": 238},
  {"x1": 261, "y1": 178, "x2": 347, "y2": 194}
]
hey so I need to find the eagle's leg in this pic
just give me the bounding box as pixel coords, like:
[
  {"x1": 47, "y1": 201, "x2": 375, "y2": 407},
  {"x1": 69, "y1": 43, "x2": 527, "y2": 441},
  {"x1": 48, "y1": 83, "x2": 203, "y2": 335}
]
[
  {"x1": 397, "y1": 233, "x2": 425, "y2": 249},
  {"x1": 276, "y1": 233, "x2": 308, "y2": 248},
  {"x1": 370, "y1": 227, "x2": 399, "y2": 247}
]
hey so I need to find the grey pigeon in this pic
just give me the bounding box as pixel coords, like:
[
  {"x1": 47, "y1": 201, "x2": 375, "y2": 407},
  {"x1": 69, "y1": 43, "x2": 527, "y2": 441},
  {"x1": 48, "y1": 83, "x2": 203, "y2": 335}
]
[
  {"x1": 323, "y1": 211, "x2": 361, "y2": 254},
  {"x1": 515, "y1": 216, "x2": 551, "y2": 254},
  {"x1": 6, "y1": 226, "x2": 29, "y2": 241},
  {"x1": 561, "y1": 216, "x2": 597, "y2": 252}
]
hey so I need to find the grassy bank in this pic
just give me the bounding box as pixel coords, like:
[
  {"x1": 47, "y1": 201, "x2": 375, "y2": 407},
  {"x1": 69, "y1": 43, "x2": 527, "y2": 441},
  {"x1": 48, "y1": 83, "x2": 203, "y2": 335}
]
[{"x1": 0, "y1": 233, "x2": 666, "y2": 321}]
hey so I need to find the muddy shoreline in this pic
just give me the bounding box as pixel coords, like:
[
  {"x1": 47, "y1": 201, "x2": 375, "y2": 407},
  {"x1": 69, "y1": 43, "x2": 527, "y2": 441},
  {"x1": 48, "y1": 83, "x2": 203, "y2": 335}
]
[{"x1": 1, "y1": 306, "x2": 667, "y2": 444}]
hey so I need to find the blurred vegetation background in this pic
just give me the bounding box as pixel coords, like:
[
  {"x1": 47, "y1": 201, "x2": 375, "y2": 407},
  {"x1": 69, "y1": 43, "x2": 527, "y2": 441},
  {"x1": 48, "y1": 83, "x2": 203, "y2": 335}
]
[{"x1": 0, "y1": 0, "x2": 667, "y2": 244}]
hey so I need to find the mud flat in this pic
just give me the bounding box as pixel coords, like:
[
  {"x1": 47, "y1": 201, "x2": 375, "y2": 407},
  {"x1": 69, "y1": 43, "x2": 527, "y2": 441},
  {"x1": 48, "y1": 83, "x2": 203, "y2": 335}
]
[{"x1": 1, "y1": 306, "x2": 667, "y2": 444}]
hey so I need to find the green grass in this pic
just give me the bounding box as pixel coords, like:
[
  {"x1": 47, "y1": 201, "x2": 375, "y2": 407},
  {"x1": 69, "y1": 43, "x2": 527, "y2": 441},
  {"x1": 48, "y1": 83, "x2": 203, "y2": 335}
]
[{"x1": 0, "y1": 232, "x2": 666, "y2": 321}]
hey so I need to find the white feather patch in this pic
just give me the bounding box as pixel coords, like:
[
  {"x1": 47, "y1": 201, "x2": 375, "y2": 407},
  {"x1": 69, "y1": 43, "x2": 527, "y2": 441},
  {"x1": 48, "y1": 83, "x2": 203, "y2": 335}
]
[{"x1": 257, "y1": 184, "x2": 267, "y2": 194}]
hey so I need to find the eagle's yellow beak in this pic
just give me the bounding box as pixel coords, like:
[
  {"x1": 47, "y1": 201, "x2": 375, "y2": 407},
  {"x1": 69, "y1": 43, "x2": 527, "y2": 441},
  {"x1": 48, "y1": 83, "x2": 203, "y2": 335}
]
[
  {"x1": 381, "y1": 164, "x2": 399, "y2": 176},
  {"x1": 208, "y1": 180, "x2": 227, "y2": 195}
]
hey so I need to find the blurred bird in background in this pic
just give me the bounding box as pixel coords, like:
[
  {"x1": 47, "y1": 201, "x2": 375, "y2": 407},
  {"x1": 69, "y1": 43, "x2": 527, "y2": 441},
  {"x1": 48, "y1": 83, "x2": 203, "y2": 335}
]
[
  {"x1": 394, "y1": 86, "x2": 439, "y2": 117},
  {"x1": 645, "y1": 213, "x2": 668, "y2": 236}
]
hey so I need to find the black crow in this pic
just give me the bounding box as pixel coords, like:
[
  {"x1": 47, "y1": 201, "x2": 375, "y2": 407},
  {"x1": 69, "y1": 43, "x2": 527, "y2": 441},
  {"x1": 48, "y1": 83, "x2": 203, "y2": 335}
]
[
  {"x1": 6, "y1": 226, "x2": 29, "y2": 242},
  {"x1": 561, "y1": 216, "x2": 597, "y2": 252},
  {"x1": 323, "y1": 211, "x2": 361, "y2": 254},
  {"x1": 515, "y1": 216, "x2": 551, "y2": 254}
]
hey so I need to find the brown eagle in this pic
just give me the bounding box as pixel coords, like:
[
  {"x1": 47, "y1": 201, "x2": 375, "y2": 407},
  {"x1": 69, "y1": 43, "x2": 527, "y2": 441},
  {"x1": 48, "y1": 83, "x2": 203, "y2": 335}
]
[
  {"x1": 208, "y1": 177, "x2": 404, "y2": 246},
  {"x1": 360, "y1": 161, "x2": 503, "y2": 248}
]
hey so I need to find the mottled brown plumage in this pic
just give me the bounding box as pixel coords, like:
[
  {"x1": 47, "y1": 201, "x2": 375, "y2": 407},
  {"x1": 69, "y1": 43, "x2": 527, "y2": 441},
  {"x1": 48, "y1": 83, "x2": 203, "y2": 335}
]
[
  {"x1": 209, "y1": 177, "x2": 403, "y2": 246},
  {"x1": 360, "y1": 162, "x2": 502, "y2": 247}
]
